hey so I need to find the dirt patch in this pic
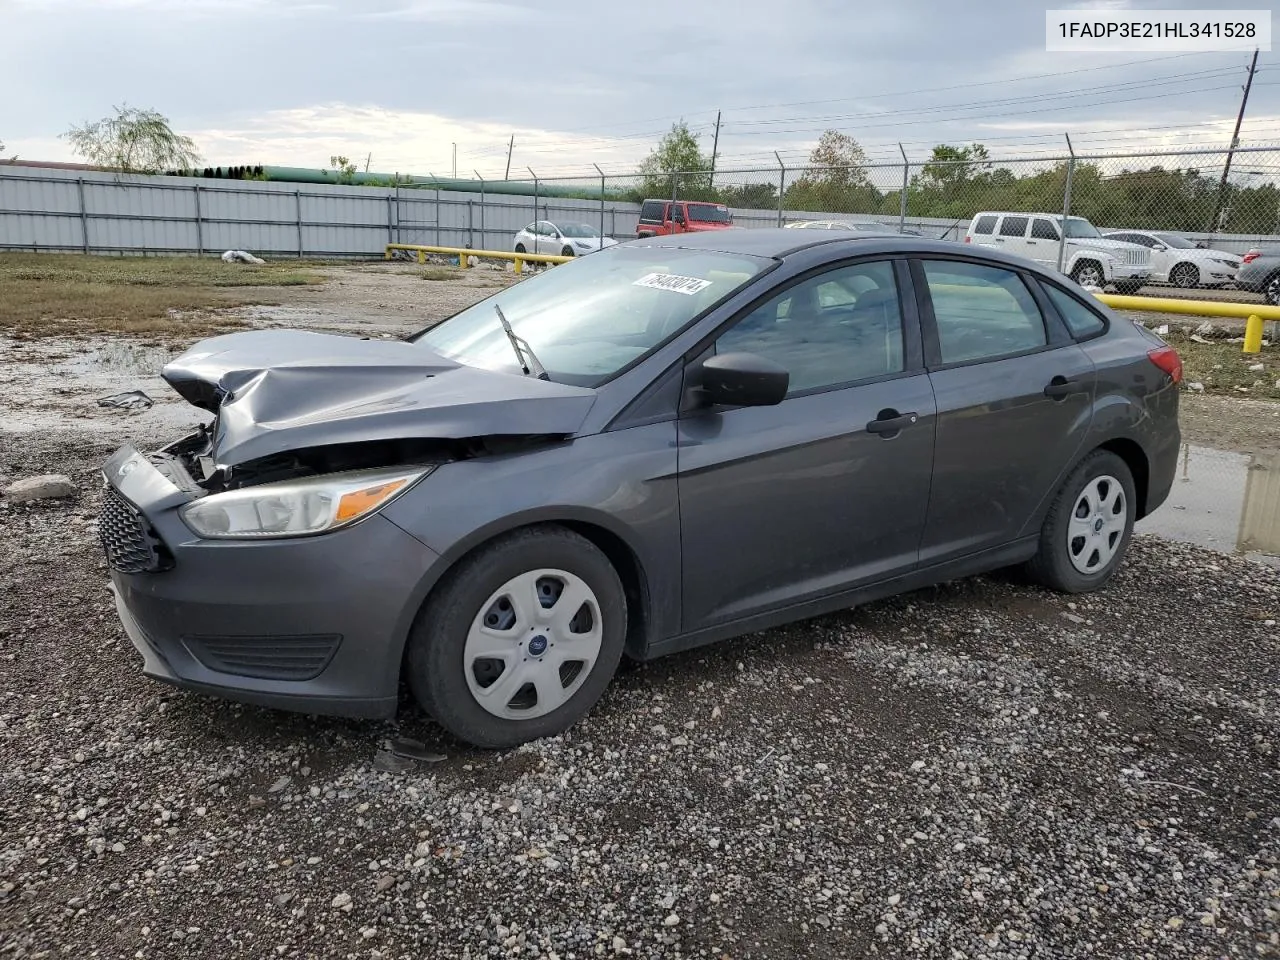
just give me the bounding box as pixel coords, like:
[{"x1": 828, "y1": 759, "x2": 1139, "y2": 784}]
[{"x1": 0, "y1": 253, "x2": 322, "y2": 338}]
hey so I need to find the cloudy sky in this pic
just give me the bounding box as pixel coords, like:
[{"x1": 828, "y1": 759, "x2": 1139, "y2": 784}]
[{"x1": 2, "y1": 0, "x2": 1276, "y2": 183}]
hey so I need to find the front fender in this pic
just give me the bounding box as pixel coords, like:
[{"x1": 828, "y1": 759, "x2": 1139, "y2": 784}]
[{"x1": 1066, "y1": 250, "x2": 1119, "y2": 279}]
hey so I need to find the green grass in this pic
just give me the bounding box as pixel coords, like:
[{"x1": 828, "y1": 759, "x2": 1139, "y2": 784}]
[
  {"x1": 1166, "y1": 329, "x2": 1280, "y2": 401},
  {"x1": 420, "y1": 267, "x2": 463, "y2": 281},
  {"x1": 0, "y1": 253, "x2": 323, "y2": 338}
]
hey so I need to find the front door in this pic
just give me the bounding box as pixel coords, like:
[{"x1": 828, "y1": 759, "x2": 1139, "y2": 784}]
[
  {"x1": 913, "y1": 257, "x2": 1095, "y2": 564},
  {"x1": 1028, "y1": 217, "x2": 1062, "y2": 270},
  {"x1": 677, "y1": 258, "x2": 936, "y2": 631},
  {"x1": 993, "y1": 214, "x2": 1031, "y2": 259}
]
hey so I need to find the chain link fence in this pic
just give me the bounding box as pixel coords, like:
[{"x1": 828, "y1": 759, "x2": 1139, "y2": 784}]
[{"x1": 6, "y1": 146, "x2": 1280, "y2": 268}]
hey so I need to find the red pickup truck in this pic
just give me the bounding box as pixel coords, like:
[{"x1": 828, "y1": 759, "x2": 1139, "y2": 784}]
[{"x1": 635, "y1": 199, "x2": 734, "y2": 238}]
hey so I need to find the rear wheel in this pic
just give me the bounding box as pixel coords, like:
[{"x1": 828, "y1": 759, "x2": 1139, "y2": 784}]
[
  {"x1": 1070, "y1": 260, "x2": 1104, "y2": 289},
  {"x1": 1026, "y1": 450, "x2": 1136, "y2": 593},
  {"x1": 406, "y1": 526, "x2": 626, "y2": 749},
  {"x1": 1170, "y1": 262, "x2": 1200, "y2": 288},
  {"x1": 514, "y1": 243, "x2": 526, "y2": 254}
]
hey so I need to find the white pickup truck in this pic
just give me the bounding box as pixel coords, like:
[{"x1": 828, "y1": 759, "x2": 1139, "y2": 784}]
[{"x1": 965, "y1": 212, "x2": 1152, "y2": 293}]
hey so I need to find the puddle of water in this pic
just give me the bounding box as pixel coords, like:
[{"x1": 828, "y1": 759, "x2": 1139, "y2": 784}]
[{"x1": 1137, "y1": 443, "x2": 1280, "y2": 566}]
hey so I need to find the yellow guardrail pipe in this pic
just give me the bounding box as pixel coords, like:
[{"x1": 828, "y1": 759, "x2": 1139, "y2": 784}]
[
  {"x1": 1092, "y1": 293, "x2": 1275, "y2": 355},
  {"x1": 384, "y1": 243, "x2": 571, "y2": 274}
]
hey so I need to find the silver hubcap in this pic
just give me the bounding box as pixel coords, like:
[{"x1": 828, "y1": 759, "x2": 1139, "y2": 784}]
[
  {"x1": 1267, "y1": 278, "x2": 1280, "y2": 305},
  {"x1": 464, "y1": 569, "x2": 602, "y2": 720},
  {"x1": 1067, "y1": 475, "x2": 1127, "y2": 575},
  {"x1": 1173, "y1": 264, "x2": 1196, "y2": 287},
  {"x1": 1077, "y1": 265, "x2": 1102, "y2": 287}
]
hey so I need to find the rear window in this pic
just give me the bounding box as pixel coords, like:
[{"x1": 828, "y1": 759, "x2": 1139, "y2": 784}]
[
  {"x1": 1043, "y1": 283, "x2": 1107, "y2": 339},
  {"x1": 999, "y1": 216, "x2": 1029, "y2": 238},
  {"x1": 640, "y1": 201, "x2": 665, "y2": 221},
  {"x1": 972, "y1": 215, "x2": 997, "y2": 235}
]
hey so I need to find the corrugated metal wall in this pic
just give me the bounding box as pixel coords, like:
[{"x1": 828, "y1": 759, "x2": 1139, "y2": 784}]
[{"x1": 4, "y1": 165, "x2": 1272, "y2": 257}]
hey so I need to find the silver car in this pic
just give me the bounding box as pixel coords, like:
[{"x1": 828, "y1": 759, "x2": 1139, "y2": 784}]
[{"x1": 513, "y1": 220, "x2": 617, "y2": 257}]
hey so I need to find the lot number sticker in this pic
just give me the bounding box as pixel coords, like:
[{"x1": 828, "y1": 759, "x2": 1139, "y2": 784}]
[{"x1": 633, "y1": 273, "x2": 713, "y2": 295}]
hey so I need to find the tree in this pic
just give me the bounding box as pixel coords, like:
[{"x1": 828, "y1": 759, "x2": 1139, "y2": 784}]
[
  {"x1": 63, "y1": 104, "x2": 201, "y2": 174},
  {"x1": 328, "y1": 155, "x2": 358, "y2": 185},
  {"x1": 786, "y1": 130, "x2": 880, "y2": 213},
  {"x1": 637, "y1": 121, "x2": 714, "y2": 199},
  {"x1": 919, "y1": 143, "x2": 991, "y2": 191}
]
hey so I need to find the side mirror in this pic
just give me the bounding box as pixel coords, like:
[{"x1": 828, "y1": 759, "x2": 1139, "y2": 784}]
[{"x1": 699, "y1": 352, "x2": 789, "y2": 408}]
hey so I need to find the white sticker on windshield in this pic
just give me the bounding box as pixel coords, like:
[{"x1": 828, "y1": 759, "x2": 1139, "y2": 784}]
[{"x1": 633, "y1": 272, "x2": 713, "y2": 295}]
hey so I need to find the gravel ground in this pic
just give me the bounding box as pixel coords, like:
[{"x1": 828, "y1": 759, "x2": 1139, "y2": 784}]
[
  {"x1": 1, "y1": 423, "x2": 1278, "y2": 959},
  {"x1": 2, "y1": 261, "x2": 1278, "y2": 958}
]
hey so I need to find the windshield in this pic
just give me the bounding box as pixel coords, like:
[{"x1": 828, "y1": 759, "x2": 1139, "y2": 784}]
[
  {"x1": 413, "y1": 246, "x2": 769, "y2": 386},
  {"x1": 558, "y1": 222, "x2": 600, "y2": 239},
  {"x1": 1063, "y1": 217, "x2": 1101, "y2": 239},
  {"x1": 686, "y1": 203, "x2": 733, "y2": 223},
  {"x1": 1155, "y1": 233, "x2": 1196, "y2": 249}
]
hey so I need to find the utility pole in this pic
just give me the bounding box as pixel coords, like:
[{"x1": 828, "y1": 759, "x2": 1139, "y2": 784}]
[
  {"x1": 504, "y1": 135, "x2": 514, "y2": 181},
  {"x1": 1207, "y1": 47, "x2": 1259, "y2": 234},
  {"x1": 364, "y1": 152, "x2": 371, "y2": 173},
  {"x1": 709, "y1": 110, "x2": 721, "y2": 188},
  {"x1": 452, "y1": 143, "x2": 457, "y2": 179}
]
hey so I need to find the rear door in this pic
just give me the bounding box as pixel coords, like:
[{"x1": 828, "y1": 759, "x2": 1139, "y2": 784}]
[
  {"x1": 993, "y1": 214, "x2": 1031, "y2": 259},
  {"x1": 678, "y1": 258, "x2": 935, "y2": 631},
  {"x1": 913, "y1": 256, "x2": 1095, "y2": 564}
]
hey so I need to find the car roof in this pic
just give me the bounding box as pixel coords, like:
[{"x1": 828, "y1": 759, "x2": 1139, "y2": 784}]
[{"x1": 629, "y1": 228, "x2": 990, "y2": 261}]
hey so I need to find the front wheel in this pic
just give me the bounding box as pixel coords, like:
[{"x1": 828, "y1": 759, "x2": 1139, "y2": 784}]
[
  {"x1": 1070, "y1": 260, "x2": 1104, "y2": 289},
  {"x1": 406, "y1": 526, "x2": 626, "y2": 749},
  {"x1": 1170, "y1": 262, "x2": 1200, "y2": 289},
  {"x1": 561, "y1": 246, "x2": 575, "y2": 257},
  {"x1": 1265, "y1": 274, "x2": 1280, "y2": 306},
  {"x1": 1025, "y1": 450, "x2": 1136, "y2": 594}
]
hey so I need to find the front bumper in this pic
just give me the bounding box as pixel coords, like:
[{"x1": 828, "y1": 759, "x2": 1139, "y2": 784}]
[
  {"x1": 1108, "y1": 263, "x2": 1151, "y2": 282},
  {"x1": 103, "y1": 445, "x2": 441, "y2": 719}
]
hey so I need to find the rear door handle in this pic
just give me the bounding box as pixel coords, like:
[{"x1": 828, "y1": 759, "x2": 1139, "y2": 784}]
[
  {"x1": 866, "y1": 411, "x2": 919, "y2": 436},
  {"x1": 1043, "y1": 375, "x2": 1086, "y2": 399}
]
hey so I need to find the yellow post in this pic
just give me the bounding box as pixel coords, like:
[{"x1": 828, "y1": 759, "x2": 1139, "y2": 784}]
[
  {"x1": 514, "y1": 257, "x2": 523, "y2": 275},
  {"x1": 459, "y1": 252, "x2": 469, "y2": 270},
  {"x1": 1245, "y1": 314, "x2": 1265, "y2": 354},
  {"x1": 417, "y1": 249, "x2": 425, "y2": 264}
]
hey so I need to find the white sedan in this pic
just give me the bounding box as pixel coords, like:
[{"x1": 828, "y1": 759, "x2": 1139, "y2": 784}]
[
  {"x1": 1102, "y1": 230, "x2": 1241, "y2": 288},
  {"x1": 513, "y1": 221, "x2": 618, "y2": 257}
]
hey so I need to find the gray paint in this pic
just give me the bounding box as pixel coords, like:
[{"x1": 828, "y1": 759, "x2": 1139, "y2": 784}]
[{"x1": 102, "y1": 231, "x2": 1181, "y2": 720}]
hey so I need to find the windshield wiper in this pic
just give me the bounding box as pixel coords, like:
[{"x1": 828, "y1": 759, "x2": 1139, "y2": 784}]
[{"x1": 493, "y1": 304, "x2": 549, "y2": 380}]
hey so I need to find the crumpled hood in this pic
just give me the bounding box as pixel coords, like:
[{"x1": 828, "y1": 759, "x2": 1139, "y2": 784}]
[{"x1": 162, "y1": 330, "x2": 597, "y2": 466}]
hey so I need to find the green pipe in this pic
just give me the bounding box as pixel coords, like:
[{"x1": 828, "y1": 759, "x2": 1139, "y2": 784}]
[{"x1": 253, "y1": 166, "x2": 631, "y2": 200}]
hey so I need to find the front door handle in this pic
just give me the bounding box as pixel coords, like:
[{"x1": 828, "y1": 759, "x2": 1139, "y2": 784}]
[
  {"x1": 1043, "y1": 375, "x2": 1086, "y2": 399},
  {"x1": 866, "y1": 410, "x2": 919, "y2": 436}
]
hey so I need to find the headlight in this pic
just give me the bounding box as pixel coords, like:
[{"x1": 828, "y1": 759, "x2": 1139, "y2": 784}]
[{"x1": 181, "y1": 466, "x2": 431, "y2": 539}]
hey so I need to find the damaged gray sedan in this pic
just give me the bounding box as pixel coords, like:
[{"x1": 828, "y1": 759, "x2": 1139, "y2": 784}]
[{"x1": 102, "y1": 230, "x2": 1180, "y2": 748}]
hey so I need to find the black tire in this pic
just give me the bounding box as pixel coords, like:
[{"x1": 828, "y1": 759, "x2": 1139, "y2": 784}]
[
  {"x1": 1265, "y1": 273, "x2": 1280, "y2": 307},
  {"x1": 406, "y1": 526, "x2": 626, "y2": 749},
  {"x1": 514, "y1": 243, "x2": 526, "y2": 254},
  {"x1": 1069, "y1": 260, "x2": 1104, "y2": 289},
  {"x1": 1169, "y1": 262, "x2": 1200, "y2": 289},
  {"x1": 1025, "y1": 450, "x2": 1136, "y2": 594},
  {"x1": 1113, "y1": 280, "x2": 1143, "y2": 295},
  {"x1": 561, "y1": 245, "x2": 574, "y2": 257}
]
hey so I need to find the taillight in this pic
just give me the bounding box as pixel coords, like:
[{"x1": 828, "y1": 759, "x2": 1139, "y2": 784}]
[
  {"x1": 1243, "y1": 250, "x2": 1261, "y2": 264},
  {"x1": 1148, "y1": 346, "x2": 1183, "y2": 384}
]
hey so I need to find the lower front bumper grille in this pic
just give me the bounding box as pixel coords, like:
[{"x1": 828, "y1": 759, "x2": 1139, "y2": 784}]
[
  {"x1": 181, "y1": 634, "x2": 343, "y2": 681},
  {"x1": 100, "y1": 485, "x2": 172, "y2": 574}
]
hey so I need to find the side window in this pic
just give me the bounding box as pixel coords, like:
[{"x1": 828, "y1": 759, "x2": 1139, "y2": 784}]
[
  {"x1": 1043, "y1": 283, "x2": 1107, "y2": 339},
  {"x1": 1031, "y1": 218, "x2": 1060, "y2": 241},
  {"x1": 640, "y1": 201, "x2": 663, "y2": 221},
  {"x1": 522, "y1": 223, "x2": 536, "y2": 234},
  {"x1": 922, "y1": 260, "x2": 1047, "y2": 365},
  {"x1": 716, "y1": 260, "x2": 905, "y2": 396},
  {"x1": 1133, "y1": 234, "x2": 1156, "y2": 248},
  {"x1": 999, "y1": 216, "x2": 1029, "y2": 238},
  {"x1": 972, "y1": 215, "x2": 997, "y2": 235}
]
